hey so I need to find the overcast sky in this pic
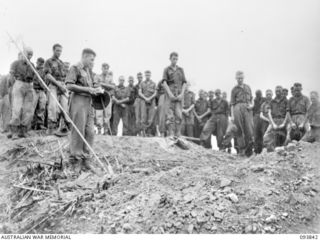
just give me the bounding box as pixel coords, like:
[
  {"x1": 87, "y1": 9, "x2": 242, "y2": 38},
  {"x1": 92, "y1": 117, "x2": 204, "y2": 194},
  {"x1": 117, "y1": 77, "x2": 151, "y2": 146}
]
[{"x1": 0, "y1": 0, "x2": 319, "y2": 97}]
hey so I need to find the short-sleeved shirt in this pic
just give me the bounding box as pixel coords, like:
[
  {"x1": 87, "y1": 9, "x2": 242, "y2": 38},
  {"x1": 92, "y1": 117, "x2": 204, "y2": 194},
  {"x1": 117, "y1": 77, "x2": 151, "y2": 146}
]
[
  {"x1": 230, "y1": 84, "x2": 252, "y2": 106},
  {"x1": 140, "y1": 80, "x2": 156, "y2": 98},
  {"x1": 260, "y1": 100, "x2": 272, "y2": 118},
  {"x1": 287, "y1": 95, "x2": 310, "y2": 115},
  {"x1": 195, "y1": 98, "x2": 209, "y2": 115},
  {"x1": 183, "y1": 91, "x2": 195, "y2": 108},
  {"x1": 270, "y1": 97, "x2": 288, "y2": 119},
  {"x1": 253, "y1": 97, "x2": 266, "y2": 115},
  {"x1": 307, "y1": 102, "x2": 320, "y2": 127},
  {"x1": 33, "y1": 66, "x2": 47, "y2": 90},
  {"x1": 114, "y1": 85, "x2": 130, "y2": 101},
  {"x1": 65, "y1": 62, "x2": 96, "y2": 95},
  {"x1": 44, "y1": 56, "x2": 66, "y2": 82},
  {"x1": 162, "y1": 65, "x2": 187, "y2": 96},
  {"x1": 10, "y1": 60, "x2": 35, "y2": 83},
  {"x1": 209, "y1": 99, "x2": 229, "y2": 115},
  {"x1": 133, "y1": 82, "x2": 142, "y2": 100}
]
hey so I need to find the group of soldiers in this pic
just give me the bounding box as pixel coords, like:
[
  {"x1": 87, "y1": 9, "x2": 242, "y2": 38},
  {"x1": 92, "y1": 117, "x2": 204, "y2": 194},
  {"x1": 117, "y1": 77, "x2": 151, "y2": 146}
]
[{"x1": 0, "y1": 44, "x2": 320, "y2": 170}]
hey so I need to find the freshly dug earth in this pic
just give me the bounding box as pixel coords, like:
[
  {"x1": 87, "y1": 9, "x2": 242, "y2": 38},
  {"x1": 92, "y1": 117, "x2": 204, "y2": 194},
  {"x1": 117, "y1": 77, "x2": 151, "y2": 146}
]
[{"x1": 0, "y1": 133, "x2": 319, "y2": 234}]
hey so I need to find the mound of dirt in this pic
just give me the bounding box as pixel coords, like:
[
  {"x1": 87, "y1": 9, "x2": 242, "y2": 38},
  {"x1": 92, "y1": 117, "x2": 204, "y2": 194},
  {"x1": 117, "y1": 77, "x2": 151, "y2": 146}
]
[{"x1": 0, "y1": 133, "x2": 319, "y2": 234}]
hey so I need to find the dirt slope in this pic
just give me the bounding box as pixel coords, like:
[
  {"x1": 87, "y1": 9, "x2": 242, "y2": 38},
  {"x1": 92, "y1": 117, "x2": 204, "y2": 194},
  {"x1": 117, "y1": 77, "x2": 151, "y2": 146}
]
[{"x1": 0, "y1": 133, "x2": 319, "y2": 234}]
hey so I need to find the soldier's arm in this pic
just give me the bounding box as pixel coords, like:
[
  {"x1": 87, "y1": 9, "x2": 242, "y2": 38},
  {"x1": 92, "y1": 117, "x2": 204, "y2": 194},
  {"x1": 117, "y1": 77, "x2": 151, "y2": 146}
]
[
  {"x1": 299, "y1": 98, "x2": 310, "y2": 128},
  {"x1": 65, "y1": 67, "x2": 95, "y2": 95},
  {"x1": 260, "y1": 112, "x2": 269, "y2": 123},
  {"x1": 101, "y1": 83, "x2": 116, "y2": 90},
  {"x1": 162, "y1": 81, "x2": 175, "y2": 99},
  {"x1": 147, "y1": 84, "x2": 158, "y2": 102},
  {"x1": 138, "y1": 88, "x2": 148, "y2": 101},
  {"x1": 267, "y1": 109, "x2": 277, "y2": 129},
  {"x1": 162, "y1": 69, "x2": 175, "y2": 99}
]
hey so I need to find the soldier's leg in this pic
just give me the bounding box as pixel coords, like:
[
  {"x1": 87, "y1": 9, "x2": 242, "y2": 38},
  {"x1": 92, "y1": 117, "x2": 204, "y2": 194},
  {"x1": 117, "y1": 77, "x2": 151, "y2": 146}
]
[
  {"x1": 9, "y1": 81, "x2": 24, "y2": 138},
  {"x1": 122, "y1": 106, "x2": 130, "y2": 136},
  {"x1": 84, "y1": 107, "x2": 95, "y2": 154},
  {"x1": 158, "y1": 95, "x2": 167, "y2": 136},
  {"x1": 111, "y1": 105, "x2": 120, "y2": 136},
  {"x1": 140, "y1": 100, "x2": 147, "y2": 135},
  {"x1": 233, "y1": 104, "x2": 246, "y2": 154},
  {"x1": 104, "y1": 100, "x2": 113, "y2": 135},
  {"x1": 174, "y1": 101, "x2": 183, "y2": 137},
  {"x1": 134, "y1": 98, "x2": 141, "y2": 135},
  {"x1": 47, "y1": 85, "x2": 59, "y2": 132},
  {"x1": 69, "y1": 95, "x2": 92, "y2": 159},
  {"x1": 216, "y1": 115, "x2": 228, "y2": 150},
  {"x1": 35, "y1": 90, "x2": 47, "y2": 129},
  {"x1": 146, "y1": 102, "x2": 156, "y2": 136}
]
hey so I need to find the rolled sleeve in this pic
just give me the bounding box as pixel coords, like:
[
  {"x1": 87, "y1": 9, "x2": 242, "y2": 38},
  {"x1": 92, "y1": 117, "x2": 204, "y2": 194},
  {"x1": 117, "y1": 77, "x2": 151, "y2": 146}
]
[{"x1": 65, "y1": 66, "x2": 77, "y2": 85}]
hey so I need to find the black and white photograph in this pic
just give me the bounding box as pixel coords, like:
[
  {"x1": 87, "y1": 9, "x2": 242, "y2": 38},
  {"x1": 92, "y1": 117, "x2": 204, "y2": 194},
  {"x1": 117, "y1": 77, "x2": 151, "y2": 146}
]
[{"x1": 0, "y1": 0, "x2": 319, "y2": 239}]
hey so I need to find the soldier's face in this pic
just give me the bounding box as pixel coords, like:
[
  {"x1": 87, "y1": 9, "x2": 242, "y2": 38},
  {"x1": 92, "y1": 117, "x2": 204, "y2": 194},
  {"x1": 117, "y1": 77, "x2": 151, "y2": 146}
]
[
  {"x1": 282, "y1": 90, "x2": 288, "y2": 97},
  {"x1": 209, "y1": 92, "x2": 214, "y2": 99},
  {"x1": 137, "y1": 74, "x2": 143, "y2": 82},
  {"x1": 294, "y1": 87, "x2": 302, "y2": 96},
  {"x1": 215, "y1": 92, "x2": 221, "y2": 99},
  {"x1": 275, "y1": 88, "x2": 282, "y2": 97},
  {"x1": 54, "y1": 47, "x2": 62, "y2": 58},
  {"x1": 145, "y1": 73, "x2": 151, "y2": 80},
  {"x1": 102, "y1": 66, "x2": 109, "y2": 75},
  {"x1": 25, "y1": 51, "x2": 33, "y2": 60},
  {"x1": 266, "y1": 92, "x2": 273, "y2": 100},
  {"x1": 236, "y1": 76, "x2": 244, "y2": 85},
  {"x1": 119, "y1": 78, "x2": 125, "y2": 85},
  {"x1": 222, "y1": 93, "x2": 227, "y2": 100},
  {"x1": 199, "y1": 91, "x2": 205, "y2": 99},
  {"x1": 128, "y1": 78, "x2": 134, "y2": 85},
  {"x1": 170, "y1": 56, "x2": 178, "y2": 65},
  {"x1": 37, "y1": 61, "x2": 44, "y2": 68},
  {"x1": 83, "y1": 54, "x2": 95, "y2": 68},
  {"x1": 310, "y1": 94, "x2": 318, "y2": 104}
]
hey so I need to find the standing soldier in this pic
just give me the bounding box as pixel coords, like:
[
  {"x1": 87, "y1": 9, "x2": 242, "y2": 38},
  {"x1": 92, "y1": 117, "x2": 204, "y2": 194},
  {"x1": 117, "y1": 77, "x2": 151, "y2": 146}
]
[
  {"x1": 286, "y1": 83, "x2": 310, "y2": 143},
  {"x1": 94, "y1": 63, "x2": 115, "y2": 134},
  {"x1": 127, "y1": 76, "x2": 136, "y2": 136},
  {"x1": 66, "y1": 48, "x2": 102, "y2": 170},
  {"x1": 162, "y1": 52, "x2": 187, "y2": 137},
  {"x1": 194, "y1": 90, "x2": 210, "y2": 137},
  {"x1": 112, "y1": 76, "x2": 130, "y2": 135},
  {"x1": 181, "y1": 83, "x2": 195, "y2": 137},
  {"x1": 139, "y1": 71, "x2": 157, "y2": 136},
  {"x1": 32, "y1": 57, "x2": 47, "y2": 130},
  {"x1": 230, "y1": 71, "x2": 254, "y2": 156},
  {"x1": 134, "y1": 72, "x2": 143, "y2": 136},
  {"x1": 252, "y1": 90, "x2": 266, "y2": 154},
  {"x1": 44, "y1": 44, "x2": 70, "y2": 135},
  {"x1": 263, "y1": 86, "x2": 288, "y2": 151},
  {"x1": 301, "y1": 91, "x2": 320, "y2": 142},
  {"x1": 8, "y1": 47, "x2": 35, "y2": 139},
  {"x1": 200, "y1": 89, "x2": 229, "y2": 150}
]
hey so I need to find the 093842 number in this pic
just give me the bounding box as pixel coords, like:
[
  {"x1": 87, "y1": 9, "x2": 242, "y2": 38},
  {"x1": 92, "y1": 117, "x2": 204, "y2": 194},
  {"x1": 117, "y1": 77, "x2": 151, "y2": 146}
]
[{"x1": 300, "y1": 235, "x2": 318, "y2": 239}]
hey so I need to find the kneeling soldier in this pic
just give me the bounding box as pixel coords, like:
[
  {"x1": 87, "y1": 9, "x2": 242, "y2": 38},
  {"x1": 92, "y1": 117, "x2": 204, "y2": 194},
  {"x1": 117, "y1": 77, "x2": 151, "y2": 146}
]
[
  {"x1": 200, "y1": 89, "x2": 229, "y2": 150},
  {"x1": 301, "y1": 91, "x2": 320, "y2": 142}
]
